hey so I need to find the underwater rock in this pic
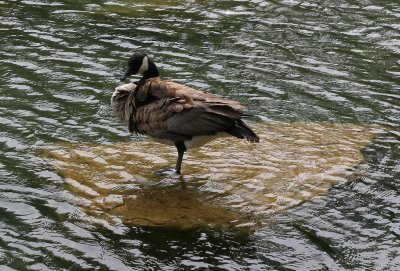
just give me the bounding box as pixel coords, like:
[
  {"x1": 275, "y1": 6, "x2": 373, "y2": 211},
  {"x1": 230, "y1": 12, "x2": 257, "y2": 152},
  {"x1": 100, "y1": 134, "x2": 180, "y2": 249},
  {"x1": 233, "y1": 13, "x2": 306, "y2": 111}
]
[{"x1": 44, "y1": 121, "x2": 382, "y2": 229}]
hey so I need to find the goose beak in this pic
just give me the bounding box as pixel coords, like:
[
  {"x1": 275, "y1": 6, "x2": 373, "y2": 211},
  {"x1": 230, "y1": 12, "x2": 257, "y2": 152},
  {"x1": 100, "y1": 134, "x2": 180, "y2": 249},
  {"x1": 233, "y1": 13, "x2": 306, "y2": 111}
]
[{"x1": 120, "y1": 68, "x2": 133, "y2": 81}]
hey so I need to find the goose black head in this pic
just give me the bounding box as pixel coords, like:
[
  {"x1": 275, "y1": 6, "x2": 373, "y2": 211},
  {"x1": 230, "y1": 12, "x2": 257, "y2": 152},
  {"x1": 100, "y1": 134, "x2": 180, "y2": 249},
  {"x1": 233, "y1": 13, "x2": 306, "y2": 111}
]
[{"x1": 120, "y1": 52, "x2": 159, "y2": 81}]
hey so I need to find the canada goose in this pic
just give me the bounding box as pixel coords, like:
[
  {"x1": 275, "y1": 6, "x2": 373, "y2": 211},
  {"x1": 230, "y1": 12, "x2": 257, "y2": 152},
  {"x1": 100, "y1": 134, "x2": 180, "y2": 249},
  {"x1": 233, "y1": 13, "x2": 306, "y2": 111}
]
[{"x1": 113, "y1": 52, "x2": 259, "y2": 174}]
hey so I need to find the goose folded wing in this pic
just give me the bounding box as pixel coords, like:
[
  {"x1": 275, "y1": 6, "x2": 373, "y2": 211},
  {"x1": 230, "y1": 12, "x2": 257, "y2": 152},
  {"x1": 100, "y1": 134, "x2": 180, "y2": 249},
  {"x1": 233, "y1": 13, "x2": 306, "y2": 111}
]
[
  {"x1": 137, "y1": 79, "x2": 243, "y2": 108},
  {"x1": 158, "y1": 101, "x2": 243, "y2": 141}
]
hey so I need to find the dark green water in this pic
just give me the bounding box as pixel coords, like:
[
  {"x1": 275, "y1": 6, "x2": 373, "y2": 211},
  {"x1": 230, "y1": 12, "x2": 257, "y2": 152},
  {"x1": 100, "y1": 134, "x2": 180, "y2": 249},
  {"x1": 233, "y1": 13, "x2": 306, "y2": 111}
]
[{"x1": 0, "y1": 0, "x2": 399, "y2": 270}]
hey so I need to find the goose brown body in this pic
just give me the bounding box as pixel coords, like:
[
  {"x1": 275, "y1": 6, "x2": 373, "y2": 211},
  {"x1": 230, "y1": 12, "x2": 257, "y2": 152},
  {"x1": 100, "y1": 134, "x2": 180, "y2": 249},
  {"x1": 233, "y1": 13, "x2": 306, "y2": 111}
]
[{"x1": 113, "y1": 52, "x2": 259, "y2": 173}]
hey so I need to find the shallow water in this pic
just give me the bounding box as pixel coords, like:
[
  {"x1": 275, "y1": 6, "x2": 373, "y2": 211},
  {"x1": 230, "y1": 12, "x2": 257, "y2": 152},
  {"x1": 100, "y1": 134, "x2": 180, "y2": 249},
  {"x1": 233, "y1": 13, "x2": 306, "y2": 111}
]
[
  {"x1": 0, "y1": 0, "x2": 399, "y2": 270},
  {"x1": 44, "y1": 121, "x2": 381, "y2": 230}
]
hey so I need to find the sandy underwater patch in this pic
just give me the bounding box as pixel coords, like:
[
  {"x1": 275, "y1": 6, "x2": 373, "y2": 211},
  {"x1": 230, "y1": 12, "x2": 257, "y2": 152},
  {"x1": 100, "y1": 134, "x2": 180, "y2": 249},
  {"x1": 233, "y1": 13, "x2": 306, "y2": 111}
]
[{"x1": 43, "y1": 121, "x2": 382, "y2": 230}]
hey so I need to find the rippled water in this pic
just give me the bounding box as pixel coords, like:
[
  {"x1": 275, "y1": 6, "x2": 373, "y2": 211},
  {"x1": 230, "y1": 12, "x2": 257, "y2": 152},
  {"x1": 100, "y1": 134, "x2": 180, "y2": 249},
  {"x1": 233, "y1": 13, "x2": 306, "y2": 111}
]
[{"x1": 1, "y1": 1, "x2": 399, "y2": 270}]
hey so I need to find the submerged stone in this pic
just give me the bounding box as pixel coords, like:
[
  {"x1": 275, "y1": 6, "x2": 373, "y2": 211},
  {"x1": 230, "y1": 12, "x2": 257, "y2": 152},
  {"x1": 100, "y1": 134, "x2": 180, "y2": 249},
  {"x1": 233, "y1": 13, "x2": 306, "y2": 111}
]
[{"x1": 43, "y1": 121, "x2": 382, "y2": 230}]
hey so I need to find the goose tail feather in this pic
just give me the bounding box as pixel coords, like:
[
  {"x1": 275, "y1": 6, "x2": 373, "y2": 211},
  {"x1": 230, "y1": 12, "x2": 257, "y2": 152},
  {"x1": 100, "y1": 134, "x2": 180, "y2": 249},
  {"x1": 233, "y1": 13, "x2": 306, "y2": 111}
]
[{"x1": 228, "y1": 120, "x2": 259, "y2": 143}]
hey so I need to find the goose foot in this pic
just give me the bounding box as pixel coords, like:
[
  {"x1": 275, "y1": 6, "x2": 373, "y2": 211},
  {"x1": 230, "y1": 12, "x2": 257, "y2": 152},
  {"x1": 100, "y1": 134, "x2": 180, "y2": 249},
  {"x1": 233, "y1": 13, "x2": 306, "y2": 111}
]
[{"x1": 154, "y1": 168, "x2": 180, "y2": 175}]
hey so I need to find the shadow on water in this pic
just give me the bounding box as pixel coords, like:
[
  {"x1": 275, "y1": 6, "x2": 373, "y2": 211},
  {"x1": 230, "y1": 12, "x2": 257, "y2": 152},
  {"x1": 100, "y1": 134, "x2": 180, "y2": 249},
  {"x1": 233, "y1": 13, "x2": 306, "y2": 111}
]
[
  {"x1": 92, "y1": 223, "x2": 265, "y2": 270},
  {"x1": 43, "y1": 121, "x2": 382, "y2": 230}
]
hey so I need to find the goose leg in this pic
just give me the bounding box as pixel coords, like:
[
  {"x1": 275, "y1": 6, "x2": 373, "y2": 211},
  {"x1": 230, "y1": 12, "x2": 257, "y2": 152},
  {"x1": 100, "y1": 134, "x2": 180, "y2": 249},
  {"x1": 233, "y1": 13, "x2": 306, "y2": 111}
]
[{"x1": 174, "y1": 141, "x2": 186, "y2": 174}]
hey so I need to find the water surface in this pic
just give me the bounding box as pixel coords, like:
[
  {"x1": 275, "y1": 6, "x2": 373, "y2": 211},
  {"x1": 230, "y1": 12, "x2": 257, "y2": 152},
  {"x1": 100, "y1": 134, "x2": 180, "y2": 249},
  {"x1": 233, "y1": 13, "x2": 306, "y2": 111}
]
[{"x1": 0, "y1": 0, "x2": 399, "y2": 270}]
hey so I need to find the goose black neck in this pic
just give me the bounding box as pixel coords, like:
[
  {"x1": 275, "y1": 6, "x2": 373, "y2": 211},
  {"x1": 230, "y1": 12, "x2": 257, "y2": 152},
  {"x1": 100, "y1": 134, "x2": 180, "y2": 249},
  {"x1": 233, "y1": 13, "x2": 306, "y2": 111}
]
[{"x1": 143, "y1": 59, "x2": 159, "y2": 79}]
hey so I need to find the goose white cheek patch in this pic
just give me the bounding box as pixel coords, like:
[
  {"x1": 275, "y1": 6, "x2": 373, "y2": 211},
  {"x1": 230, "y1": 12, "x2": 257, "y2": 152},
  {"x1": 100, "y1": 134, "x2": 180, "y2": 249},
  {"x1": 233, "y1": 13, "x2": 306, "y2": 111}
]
[{"x1": 138, "y1": 56, "x2": 149, "y2": 75}]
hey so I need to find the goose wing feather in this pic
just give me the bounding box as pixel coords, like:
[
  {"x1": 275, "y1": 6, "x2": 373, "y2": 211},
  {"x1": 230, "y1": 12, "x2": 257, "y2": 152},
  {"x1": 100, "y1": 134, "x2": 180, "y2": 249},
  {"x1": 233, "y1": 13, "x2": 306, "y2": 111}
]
[
  {"x1": 140, "y1": 78, "x2": 244, "y2": 109},
  {"x1": 130, "y1": 78, "x2": 246, "y2": 141}
]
